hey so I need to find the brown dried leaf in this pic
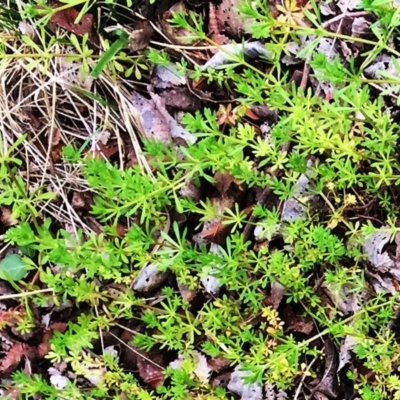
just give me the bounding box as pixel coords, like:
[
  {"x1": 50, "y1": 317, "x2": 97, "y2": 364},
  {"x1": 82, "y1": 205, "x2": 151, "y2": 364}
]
[
  {"x1": 160, "y1": 3, "x2": 198, "y2": 45},
  {"x1": 159, "y1": 88, "x2": 201, "y2": 112},
  {"x1": 137, "y1": 357, "x2": 165, "y2": 388},
  {"x1": 0, "y1": 342, "x2": 29, "y2": 375},
  {"x1": 314, "y1": 339, "x2": 339, "y2": 398},
  {"x1": 202, "y1": 220, "x2": 227, "y2": 244},
  {"x1": 214, "y1": 171, "x2": 234, "y2": 195},
  {"x1": 71, "y1": 191, "x2": 93, "y2": 210},
  {"x1": 128, "y1": 20, "x2": 153, "y2": 52},
  {"x1": 0, "y1": 206, "x2": 18, "y2": 226},
  {"x1": 287, "y1": 316, "x2": 314, "y2": 334},
  {"x1": 208, "y1": 355, "x2": 231, "y2": 372},
  {"x1": 49, "y1": 3, "x2": 94, "y2": 36},
  {"x1": 216, "y1": 0, "x2": 253, "y2": 36}
]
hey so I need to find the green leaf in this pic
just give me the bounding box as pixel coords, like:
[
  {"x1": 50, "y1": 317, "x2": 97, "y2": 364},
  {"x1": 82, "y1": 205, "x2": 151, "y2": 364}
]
[
  {"x1": 90, "y1": 34, "x2": 129, "y2": 78},
  {"x1": 0, "y1": 254, "x2": 27, "y2": 281}
]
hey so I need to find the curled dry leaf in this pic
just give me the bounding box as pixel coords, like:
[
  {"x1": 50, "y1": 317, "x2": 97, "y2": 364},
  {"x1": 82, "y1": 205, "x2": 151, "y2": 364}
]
[{"x1": 314, "y1": 339, "x2": 339, "y2": 398}]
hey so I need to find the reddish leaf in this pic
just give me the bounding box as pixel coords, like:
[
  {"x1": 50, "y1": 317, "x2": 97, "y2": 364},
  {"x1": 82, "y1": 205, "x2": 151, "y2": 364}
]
[
  {"x1": 214, "y1": 171, "x2": 234, "y2": 195},
  {"x1": 137, "y1": 357, "x2": 165, "y2": 388},
  {"x1": 202, "y1": 220, "x2": 227, "y2": 244},
  {"x1": 49, "y1": 3, "x2": 93, "y2": 36},
  {"x1": 0, "y1": 342, "x2": 29, "y2": 375}
]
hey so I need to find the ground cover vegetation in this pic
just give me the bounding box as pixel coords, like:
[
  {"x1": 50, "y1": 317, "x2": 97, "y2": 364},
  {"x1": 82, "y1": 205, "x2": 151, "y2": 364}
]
[{"x1": 1, "y1": 0, "x2": 400, "y2": 399}]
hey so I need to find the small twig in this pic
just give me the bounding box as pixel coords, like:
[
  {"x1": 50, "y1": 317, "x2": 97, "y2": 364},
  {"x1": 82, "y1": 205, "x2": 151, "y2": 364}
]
[
  {"x1": 322, "y1": 11, "x2": 370, "y2": 29},
  {"x1": 293, "y1": 356, "x2": 318, "y2": 400},
  {"x1": 107, "y1": 331, "x2": 165, "y2": 370},
  {"x1": 300, "y1": 63, "x2": 311, "y2": 91},
  {"x1": 0, "y1": 288, "x2": 54, "y2": 301}
]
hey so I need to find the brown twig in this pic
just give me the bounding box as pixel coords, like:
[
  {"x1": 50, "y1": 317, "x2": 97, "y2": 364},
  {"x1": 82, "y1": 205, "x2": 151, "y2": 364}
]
[{"x1": 300, "y1": 63, "x2": 311, "y2": 91}]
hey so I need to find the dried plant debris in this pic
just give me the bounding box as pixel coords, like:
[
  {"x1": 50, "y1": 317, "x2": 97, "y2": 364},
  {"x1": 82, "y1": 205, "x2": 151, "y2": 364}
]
[
  {"x1": 203, "y1": 41, "x2": 273, "y2": 69},
  {"x1": 132, "y1": 263, "x2": 168, "y2": 292},
  {"x1": 152, "y1": 63, "x2": 187, "y2": 89},
  {"x1": 364, "y1": 54, "x2": 400, "y2": 94},
  {"x1": 228, "y1": 365, "x2": 263, "y2": 400},
  {"x1": 216, "y1": 0, "x2": 254, "y2": 36},
  {"x1": 338, "y1": 335, "x2": 356, "y2": 372},
  {"x1": 281, "y1": 159, "x2": 317, "y2": 223},
  {"x1": 131, "y1": 89, "x2": 196, "y2": 144},
  {"x1": 363, "y1": 228, "x2": 400, "y2": 280}
]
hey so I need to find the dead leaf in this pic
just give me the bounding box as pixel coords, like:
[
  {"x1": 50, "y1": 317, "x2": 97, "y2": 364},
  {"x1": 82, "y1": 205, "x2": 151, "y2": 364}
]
[
  {"x1": 127, "y1": 20, "x2": 154, "y2": 52},
  {"x1": 209, "y1": 2, "x2": 229, "y2": 45},
  {"x1": 178, "y1": 283, "x2": 197, "y2": 302},
  {"x1": 287, "y1": 316, "x2": 313, "y2": 334},
  {"x1": 133, "y1": 263, "x2": 169, "y2": 292},
  {"x1": 202, "y1": 220, "x2": 228, "y2": 244},
  {"x1": 269, "y1": 282, "x2": 286, "y2": 310},
  {"x1": 0, "y1": 342, "x2": 30, "y2": 375},
  {"x1": 71, "y1": 191, "x2": 93, "y2": 210},
  {"x1": 131, "y1": 89, "x2": 196, "y2": 145},
  {"x1": 214, "y1": 171, "x2": 234, "y2": 195},
  {"x1": 203, "y1": 42, "x2": 272, "y2": 70},
  {"x1": 152, "y1": 64, "x2": 186, "y2": 89},
  {"x1": 1, "y1": 206, "x2": 18, "y2": 226},
  {"x1": 160, "y1": 2, "x2": 198, "y2": 45},
  {"x1": 137, "y1": 357, "x2": 165, "y2": 388},
  {"x1": 313, "y1": 339, "x2": 339, "y2": 398},
  {"x1": 208, "y1": 355, "x2": 231, "y2": 372},
  {"x1": 49, "y1": 3, "x2": 94, "y2": 36},
  {"x1": 216, "y1": 0, "x2": 254, "y2": 37},
  {"x1": 193, "y1": 351, "x2": 211, "y2": 383},
  {"x1": 158, "y1": 88, "x2": 201, "y2": 112}
]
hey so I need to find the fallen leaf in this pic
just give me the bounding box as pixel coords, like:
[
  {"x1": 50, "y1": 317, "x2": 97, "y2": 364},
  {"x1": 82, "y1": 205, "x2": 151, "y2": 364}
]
[
  {"x1": 158, "y1": 88, "x2": 201, "y2": 112},
  {"x1": 0, "y1": 342, "x2": 30, "y2": 375},
  {"x1": 0, "y1": 207, "x2": 18, "y2": 226},
  {"x1": 131, "y1": 90, "x2": 196, "y2": 145},
  {"x1": 193, "y1": 351, "x2": 212, "y2": 383},
  {"x1": 269, "y1": 282, "x2": 286, "y2": 310},
  {"x1": 71, "y1": 191, "x2": 93, "y2": 210},
  {"x1": 208, "y1": 355, "x2": 231, "y2": 372},
  {"x1": 216, "y1": 0, "x2": 254, "y2": 37},
  {"x1": 49, "y1": 3, "x2": 94, "y2": 36},
  {"x1": 203, "y1": 42, "x2": 273, "y2": 70},
  {"x1": 214, "y1": 171, "x2": 234, "y2": 195},
  {"x1": 152, "y1": 64, "x2": 187, "y2": 89},
  {"x1": 228, "y1": 365, "x2": 263, "y2": 400},
  {"x1": 127, "y1": 20, "x2": 154, "y2": 52},
  {"x1": 137, "y1": 357, "x2": 165, "y2": 388},
  {"x1": 160, "y1": 2, "x2": 198, "y2": 45},
  {"x1": 133, "y1": 263, "x2": 168, "y2": 292},
  {"x1": 314, "y1": 339, "x2": 339, "y2": 398},
  {"x1": 202, "y1": 220, "x2": 227, "y2": 244}
]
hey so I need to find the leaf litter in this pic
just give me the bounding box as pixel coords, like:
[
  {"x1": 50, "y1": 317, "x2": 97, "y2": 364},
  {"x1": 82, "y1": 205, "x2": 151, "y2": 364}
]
[{"x1": 3, "y1": 0, "x2": 400, "y2": 398}]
